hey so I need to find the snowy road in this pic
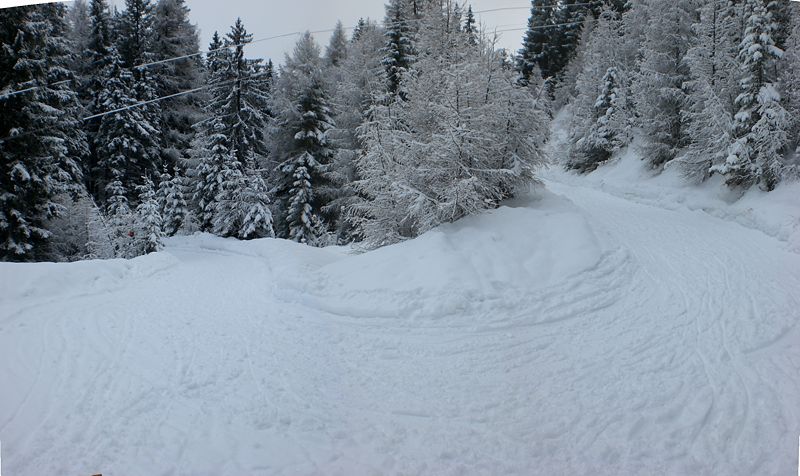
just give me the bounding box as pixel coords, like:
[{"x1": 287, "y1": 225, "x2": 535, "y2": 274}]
[{"x1": 1, "y1": 178, "x2": 799, "y2": 475}]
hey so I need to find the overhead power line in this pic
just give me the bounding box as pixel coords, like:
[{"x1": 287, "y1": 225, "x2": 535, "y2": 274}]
[
  {"x1": 495, "y1": 18, "x2": 597, "y2": 34},
  {"x1": 1, "y1": 27, "x2": 352, "y2": 102},
  {"x1": 0, "y1": 76, "x2": 244, "y2": 144},
  {"x1": 474, "y1": 2, "x2": 600, "y2": 14}
]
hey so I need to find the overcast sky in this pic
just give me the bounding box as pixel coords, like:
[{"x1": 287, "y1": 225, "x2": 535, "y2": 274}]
[{"x1": 107, "y1": 0, "x2": 531, "y2": 64}]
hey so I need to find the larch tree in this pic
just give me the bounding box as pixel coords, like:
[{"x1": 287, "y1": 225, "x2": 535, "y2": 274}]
[
  {"x1": 677, "y1": 0, "x2": 740, "y2": 182},
  {"x1": 352, "y1": 2, "x2": 549, "y2": 248},
  {"x1": 632, "y1": 0, "x2": 693, "y2": 169},
  {"x1": 325, "y1": 20, "x2": 349, "y2": 67},
  {"x1": 330, "y1": 19, "x2": 386, "y2": 242}
]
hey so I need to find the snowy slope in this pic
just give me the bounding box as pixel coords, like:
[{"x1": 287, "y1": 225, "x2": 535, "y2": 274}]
[{"x1": 1, "y1": 179, "x2": 800, "y2": 475}]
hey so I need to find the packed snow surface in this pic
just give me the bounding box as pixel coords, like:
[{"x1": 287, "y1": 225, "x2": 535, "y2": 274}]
[{"x1": 2, "y1": 176, "x2": 800, "y2": 475}]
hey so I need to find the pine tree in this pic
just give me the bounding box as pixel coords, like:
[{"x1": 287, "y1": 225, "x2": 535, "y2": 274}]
[
  {"x1": 325, "y1": 20, "x2": 348, "y2": 67},
  {"x1": 550, "y1": 0, "x2": 589, "y2": 80},
  {"x1": 206, "y1": 18, "x2": 271, "y2": 165},
  {"x1": 0, "y1": 4, "x2": 87, "y2": 261},
  {"x1": 134, "y1": 176, "x2": 164, "y2": 253},
  {"x1": 569, "y1": 67, "x2": 628, "y2": 171},
  {"x1": 192, "y1": 117, "x2": 232, "y2": 230},
  {"x1": 352, "y1": 18, "x2": 368, "y2": 43},
  {"x1": 94, "y1": 47, "x2": 160, "y2": 203},
  {"x1": 632, "y1": 0, "x2": 693, "y2": 168},
  {"x1": 157, "y1": 165, "x2": 188, "y2": 236},
  {"x1": 151, "y1": 0, "x2": 202, "y2": 164},
  {"x1": 272, "y1": 32, "x2": 337, "y2": 244},
  {"x1": 105, "y1": 178, "x2": 136, "y2": 258},
  {"x1": 779, "y1": 9, "x2": 799, "y2": 154},
  {"x1": 190, "y1": 18, "x2": 272, "y2": 236},
  {"x1": 713, "y1": 0, "x2": 788, "y2": 190},
  {"x1": 212, "y1": 162, "x2": 275, "y2": 240},
  {"x1": 382, "y1": 0, "x2": 415, "y2": 98},
  {"x1": 517, "y1": 0, "x2": 554, "y2": 85},
  {"x1": 565, "y1": 10, "x2": 629, "y2": 170},
  {"x1": 80, "y1": 0, "x2": 114, "y2": 200},
  {"x1": 117, "y1": 0, "x2": 154, "y2": 68},
  {"x1": 464, "y1": 5, "x2": 477, "y2": 46}
]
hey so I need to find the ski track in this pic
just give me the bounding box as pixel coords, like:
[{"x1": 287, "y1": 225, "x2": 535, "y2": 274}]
[{"x1": 1, "y1": 179, "x2": 799, "y2": 475}]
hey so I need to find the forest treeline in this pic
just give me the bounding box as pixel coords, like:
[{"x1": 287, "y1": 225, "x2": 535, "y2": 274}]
[{"x1": 0, "y1": 0, "x2": 797, "y2": 262}]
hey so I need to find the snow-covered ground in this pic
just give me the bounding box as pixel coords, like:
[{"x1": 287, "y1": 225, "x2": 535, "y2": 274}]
[{"x1": 2, "y1": 170, "x2": 800, "y2": 475}]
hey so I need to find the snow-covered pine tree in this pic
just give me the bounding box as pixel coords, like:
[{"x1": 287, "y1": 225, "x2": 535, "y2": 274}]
[
  {"x1": 713, "y1": 0, "x2": 789, "y2": 191},
  {"x1": 553, "y1": 14, "x2": 595, "y2": 110},
  {"x1": 151, "y1": 0, "x2": 203, "y2": 164},
  {"x1": 464, "y1": 5, "x2": 477, "y2": 46},
  {"x1": 157, "y1": 165, "x2": 188, "y2": 236},
  {"x1": 778, "y1": 7, "x2": 799, "y2": 159},
  {"x1": 517, "y1": 0, "x2": 555, "y2": 85},
  {"x1": 0, "y1": 4, "x2": 87, "y2": 261},
  {"x1": 117, "y1": 0, "x2": 162, "y2": 161},
  {"x1": 325, "y1": 20, "x2": 349, "y2": 67},
  {"x1": 79, "y1": 0, "x2": 115, "y2": 199},
  {"x1": 117, "y1": 0, "x2": 154, "y2": 68},
  {"x1": 382, "y1": 0, "x2": 416, "y2": 98},
  {"x1": 212, "y1": 159, "x2": 275, "y2": 240},
  {"x1": 212, "y1": 18, "x2": 271, "y2": 165},
  {"x1": 565, "y1": 10, "x2": 628, "y2": 170},
  {"x1": 192, "y1": 117, "x2": 232, "y2": 230},
  {"x1": 94, "y1": 47, "x2": 160, "y2": 204},
  {"x1": 283, "y1": 152, "x2": 322, "y2": 244},
  {"x1": 271, "y1": 32, "x2": 337, "y2": 244},
  {"x1": 570, "y1": 66, "x2": 628, "y2": 172},
  {"x1": 352, "y1": 18, "x2": 368, "y2": 42},
  {"x1": 550, "y1": 0, "x2": 589, "y2": 80},
  {"x1": 190, "y1": 19, "x2": 273, "y2": 236},
  {"x1": 105, "y1": 177, "x2": 136, "y2": 258},
  {"x1": 632, "y1": 0, "x2": 693, "y2": 168},
  {"x1": 135, "y1": 176, "x2": 164, "y2": 254}
]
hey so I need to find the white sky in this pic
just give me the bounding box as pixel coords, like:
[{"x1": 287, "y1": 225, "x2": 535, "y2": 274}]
[{"x1": 108, "y1": 0, "x2": 531, "y2": 64}]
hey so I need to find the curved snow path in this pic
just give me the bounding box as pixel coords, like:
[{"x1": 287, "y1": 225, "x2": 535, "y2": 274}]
[{"x1": 1, "y1": 180, "x2": 799, "y2": 475}]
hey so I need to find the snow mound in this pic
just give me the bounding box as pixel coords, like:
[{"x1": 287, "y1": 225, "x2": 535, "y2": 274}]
[
  {"x1": 0, "y1": 252, "x2": 179, "y2": 305},
  {"x1": 545, "y1": 148, "x2": 800, "y2": 253},
  {"x1": 285, "y1": 190, "x2": 604, "y2": 319}
]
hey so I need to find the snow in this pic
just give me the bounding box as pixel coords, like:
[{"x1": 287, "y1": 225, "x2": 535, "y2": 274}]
[
  {"x1": 545, "y1": 142, "x2": 800, "y2": 253},
  {"x1": 2, "y1": 165, "x2": 800, "y2": 474}
]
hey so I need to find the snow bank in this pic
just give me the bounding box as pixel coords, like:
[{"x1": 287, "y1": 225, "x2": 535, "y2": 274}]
[
  {"x1": 0, "y1": 252, "x2": 179, "y2": 306},
  {"x1": 285, "y1": 189, "x2": 604, "y2": 319},
  {"x1": 544, "y1": 148, "x2": 800, "y2": 253}
]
